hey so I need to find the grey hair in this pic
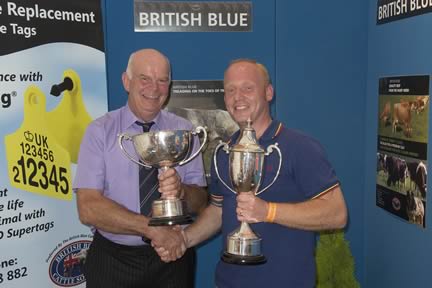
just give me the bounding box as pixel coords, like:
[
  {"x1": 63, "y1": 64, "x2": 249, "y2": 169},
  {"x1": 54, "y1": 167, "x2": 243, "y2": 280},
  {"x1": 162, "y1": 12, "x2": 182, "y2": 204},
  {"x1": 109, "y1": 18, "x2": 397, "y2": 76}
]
[{"x1": 125, "y1": 49, "x2": 172, "y2": 80}]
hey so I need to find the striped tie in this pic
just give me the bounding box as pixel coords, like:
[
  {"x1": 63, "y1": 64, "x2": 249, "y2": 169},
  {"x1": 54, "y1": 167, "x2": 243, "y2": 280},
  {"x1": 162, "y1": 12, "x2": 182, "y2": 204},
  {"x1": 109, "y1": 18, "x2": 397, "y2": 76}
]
[{"x1": 135, "y1": 121, "x2": 159, "y2": 216}]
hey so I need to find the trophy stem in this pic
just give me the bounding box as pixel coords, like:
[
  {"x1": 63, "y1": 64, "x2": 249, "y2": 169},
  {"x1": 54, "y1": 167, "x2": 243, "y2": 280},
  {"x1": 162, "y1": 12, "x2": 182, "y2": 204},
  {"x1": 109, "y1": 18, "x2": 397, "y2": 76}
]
[
  {"x1": 158, "y1": 165, "x2": 175, "y2": 200},
  {"x1": 222, "y1": 222, "x2": 266, "y2": 265},
  {"x1": 238, "y1": 221, "x2": 254, "y2": 236},
  {"x1": 148, "y1": 164, "x2": 192, "y2": 226},
  {"x1": 148, "y1": 198, "x2": 193, "y2": 226}
]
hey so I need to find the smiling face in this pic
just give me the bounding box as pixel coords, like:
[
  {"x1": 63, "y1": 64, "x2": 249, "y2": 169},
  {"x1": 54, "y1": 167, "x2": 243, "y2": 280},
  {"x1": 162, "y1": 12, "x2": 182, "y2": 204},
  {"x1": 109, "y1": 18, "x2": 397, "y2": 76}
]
[
  {"x1": 223, "y1": 61, "x2": 273, "y2": 136},
  {"x1": 122, "y1": 49, "x2": 171, "y2": 122}
]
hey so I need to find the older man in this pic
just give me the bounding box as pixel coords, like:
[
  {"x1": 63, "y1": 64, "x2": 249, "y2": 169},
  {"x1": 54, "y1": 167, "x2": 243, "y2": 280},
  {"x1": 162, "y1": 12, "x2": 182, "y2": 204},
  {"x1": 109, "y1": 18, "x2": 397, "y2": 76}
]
[{"x1": 74, "y1": 49, "x2": 207, "y2": 288}]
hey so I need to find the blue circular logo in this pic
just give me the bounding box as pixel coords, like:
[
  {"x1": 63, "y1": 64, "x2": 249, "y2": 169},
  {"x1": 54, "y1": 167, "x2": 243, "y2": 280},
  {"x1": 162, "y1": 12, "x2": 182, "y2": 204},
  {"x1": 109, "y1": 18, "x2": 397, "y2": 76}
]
[{"x1": 49, "y1": 240, "x2": 91, "y2": 287}]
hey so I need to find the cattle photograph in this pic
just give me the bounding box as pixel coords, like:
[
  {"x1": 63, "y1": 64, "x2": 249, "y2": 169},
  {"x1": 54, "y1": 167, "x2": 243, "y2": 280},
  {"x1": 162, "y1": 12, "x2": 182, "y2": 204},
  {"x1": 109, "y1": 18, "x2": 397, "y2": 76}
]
[
  {"x1": 377, "y1": 153, "x2": 427, "y2": 199},
  {"x1": 378, "y1": 95, "x2": 429, "y2": 142},
  {"x1": 406, "y1": 190, "x2": 425, "y2": 226},
  {"x1": 376, "y1": 77, "x2": 429, "y2": 228},
  {"x1": 376, "y1": 152, "x2": 426, "y2": 227}
]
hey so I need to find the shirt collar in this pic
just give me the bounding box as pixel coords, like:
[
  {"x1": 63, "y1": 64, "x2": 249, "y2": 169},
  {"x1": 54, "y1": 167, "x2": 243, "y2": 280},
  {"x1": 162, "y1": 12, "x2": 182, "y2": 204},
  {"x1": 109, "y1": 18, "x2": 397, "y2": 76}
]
[
  {"x1": 260, "y1": 119, "x2": 283, "y2": 141},
  {"x1": 230, "y1": 119, "x2": 283, "y2": 144},
  {"x1": 121, "y1": 103, "x2": 163, "y2": 131}
]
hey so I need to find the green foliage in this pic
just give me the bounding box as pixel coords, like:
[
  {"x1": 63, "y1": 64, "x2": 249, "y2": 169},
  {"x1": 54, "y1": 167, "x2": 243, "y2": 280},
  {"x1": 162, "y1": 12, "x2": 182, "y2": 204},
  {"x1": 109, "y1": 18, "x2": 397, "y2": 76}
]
[{"x1": 316, "y1": 230, "x2": 360, "y2": 288}]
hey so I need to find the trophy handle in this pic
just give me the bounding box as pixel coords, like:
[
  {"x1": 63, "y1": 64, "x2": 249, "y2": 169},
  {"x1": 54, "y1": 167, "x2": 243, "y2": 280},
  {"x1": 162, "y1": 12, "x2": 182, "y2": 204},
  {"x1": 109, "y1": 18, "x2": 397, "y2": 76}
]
[
  {"x1": 256, "y1": 143, "x2": 282, "y2": 196},
  {"x1": 179, "y1": 126, "x2": 208, "y2": 166},
  {"x1": 214, "y1": 141, "x2": 237, "y2": 194},
  {"x1": 118, "y1": 133, "x2": 152, "y2": 168}
]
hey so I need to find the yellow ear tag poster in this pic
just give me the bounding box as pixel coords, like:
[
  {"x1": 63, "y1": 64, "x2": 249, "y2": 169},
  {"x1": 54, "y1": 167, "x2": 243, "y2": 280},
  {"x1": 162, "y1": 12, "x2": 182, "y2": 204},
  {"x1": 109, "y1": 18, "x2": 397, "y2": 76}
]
[
  {"x1": 4, "y1": 85, "x2": 72, "y2": 200},
  {"x1": 46, "y1": 69, "x2": 93, "y2": 163}
]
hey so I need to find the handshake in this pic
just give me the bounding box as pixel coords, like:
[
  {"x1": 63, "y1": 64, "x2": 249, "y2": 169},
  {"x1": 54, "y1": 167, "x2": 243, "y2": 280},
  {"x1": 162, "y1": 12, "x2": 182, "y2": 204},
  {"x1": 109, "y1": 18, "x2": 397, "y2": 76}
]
[
  {"x1": 150, "y1": 225, "x2": 189, "y2": 263},
  {"x1": 148, "y1": 191, "x2": 271, "y2": 263}
]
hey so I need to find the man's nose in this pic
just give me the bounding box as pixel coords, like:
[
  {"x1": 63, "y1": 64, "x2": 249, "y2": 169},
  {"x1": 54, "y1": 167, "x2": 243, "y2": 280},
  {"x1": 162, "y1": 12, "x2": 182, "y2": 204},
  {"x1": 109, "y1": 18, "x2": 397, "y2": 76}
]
[
  {"x1": 145, "y1": 80, "x2": 160, "y2": 92},
  {"x1": 233, "y1": 90, "x2": 245, "y2": 101}
]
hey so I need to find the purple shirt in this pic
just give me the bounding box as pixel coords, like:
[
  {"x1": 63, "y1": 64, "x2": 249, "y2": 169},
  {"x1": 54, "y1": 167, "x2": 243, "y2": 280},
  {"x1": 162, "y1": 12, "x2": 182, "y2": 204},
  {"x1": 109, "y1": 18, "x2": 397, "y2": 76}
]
[{"x1": 73, "y1": 104, "x2": 206, "y2": 245}]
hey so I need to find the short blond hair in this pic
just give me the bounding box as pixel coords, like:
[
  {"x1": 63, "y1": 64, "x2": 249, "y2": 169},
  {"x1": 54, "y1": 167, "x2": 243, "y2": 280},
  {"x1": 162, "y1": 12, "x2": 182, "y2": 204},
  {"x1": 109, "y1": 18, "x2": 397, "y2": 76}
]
[{"x1": 225, "y1": 58, "x2": 271, "y2": 86}]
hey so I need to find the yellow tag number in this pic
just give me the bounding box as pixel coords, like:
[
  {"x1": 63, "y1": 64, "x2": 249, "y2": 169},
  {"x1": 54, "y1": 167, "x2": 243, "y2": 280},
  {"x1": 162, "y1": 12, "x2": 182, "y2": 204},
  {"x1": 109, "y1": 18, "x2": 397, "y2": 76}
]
[
  {"x1": 12, "y1": 156, "x2": 69, "y2": 195},
  {"x1": 19, "y1": 142, "x2": 55, "y2": 162}
]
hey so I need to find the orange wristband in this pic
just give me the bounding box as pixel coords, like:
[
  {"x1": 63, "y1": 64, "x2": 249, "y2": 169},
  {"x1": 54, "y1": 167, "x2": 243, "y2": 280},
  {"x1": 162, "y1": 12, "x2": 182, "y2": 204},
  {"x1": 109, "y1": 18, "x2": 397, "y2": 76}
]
[{"x1": 266, "y1": 202, "x2": 277, "y2": 223}]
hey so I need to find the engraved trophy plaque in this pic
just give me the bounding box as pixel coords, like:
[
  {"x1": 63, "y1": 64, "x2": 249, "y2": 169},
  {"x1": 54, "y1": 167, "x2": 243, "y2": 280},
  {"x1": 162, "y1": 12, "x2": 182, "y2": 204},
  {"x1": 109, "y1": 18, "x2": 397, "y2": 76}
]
[
  {"x1": 214, "y1": 120, "x2": 281, "y2": 265},
  {"x1": 118, "y1": 127, "x2": 207, "y2": 226}
]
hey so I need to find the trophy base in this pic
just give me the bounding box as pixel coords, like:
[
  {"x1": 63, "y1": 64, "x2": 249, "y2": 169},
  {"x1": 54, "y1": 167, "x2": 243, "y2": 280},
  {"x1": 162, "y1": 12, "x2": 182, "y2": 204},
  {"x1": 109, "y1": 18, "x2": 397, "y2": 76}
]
[
  {"x1": 221, "y1": 251, "x2": 267, "y2": 265},
  {"x1": 148, "y1": 215, "x2": 193, "y2": 226}
]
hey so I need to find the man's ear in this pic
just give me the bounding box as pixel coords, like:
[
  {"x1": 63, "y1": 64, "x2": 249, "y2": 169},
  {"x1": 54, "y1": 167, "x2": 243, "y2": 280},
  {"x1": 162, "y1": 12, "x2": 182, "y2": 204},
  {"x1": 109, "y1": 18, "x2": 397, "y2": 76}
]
[
  {"x1": 122, "y1": 72, "x2": 130, "y2": 92},
  {"x1": 265, "y1": 84, "x2": 274, "y2": 102}
]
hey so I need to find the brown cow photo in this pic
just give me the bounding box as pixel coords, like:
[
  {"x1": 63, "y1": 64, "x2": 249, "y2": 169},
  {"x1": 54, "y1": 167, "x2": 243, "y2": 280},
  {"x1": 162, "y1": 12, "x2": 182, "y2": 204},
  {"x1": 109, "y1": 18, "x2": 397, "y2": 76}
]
[{"x1": 378, "y1": 95, "x2": 429, "y2": 142}]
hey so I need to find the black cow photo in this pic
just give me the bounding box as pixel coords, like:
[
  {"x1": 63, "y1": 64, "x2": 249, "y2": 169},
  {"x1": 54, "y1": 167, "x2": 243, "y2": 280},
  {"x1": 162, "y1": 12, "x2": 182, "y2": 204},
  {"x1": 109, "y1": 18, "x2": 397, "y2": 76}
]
[{"x1": 376, "y1": 152, "x2": 427, "y2": 227}]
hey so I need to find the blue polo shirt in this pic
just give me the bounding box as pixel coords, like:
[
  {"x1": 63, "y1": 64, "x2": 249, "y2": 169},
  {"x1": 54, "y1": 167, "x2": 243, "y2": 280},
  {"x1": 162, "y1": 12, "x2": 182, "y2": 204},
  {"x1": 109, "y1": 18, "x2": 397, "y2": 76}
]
[{"x1": 211, "y1": 120, "x2": 339, "y2": 288}]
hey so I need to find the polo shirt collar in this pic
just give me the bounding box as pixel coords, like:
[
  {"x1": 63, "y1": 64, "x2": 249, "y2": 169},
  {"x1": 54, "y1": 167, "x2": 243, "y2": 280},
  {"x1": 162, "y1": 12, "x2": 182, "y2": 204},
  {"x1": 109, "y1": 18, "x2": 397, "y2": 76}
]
[
  {"x1": 230, "y1": 119, "x2": 283, "y2": 143},
  {"x1": 260, "y1": 119, "x2": 283, "y2": 142}
]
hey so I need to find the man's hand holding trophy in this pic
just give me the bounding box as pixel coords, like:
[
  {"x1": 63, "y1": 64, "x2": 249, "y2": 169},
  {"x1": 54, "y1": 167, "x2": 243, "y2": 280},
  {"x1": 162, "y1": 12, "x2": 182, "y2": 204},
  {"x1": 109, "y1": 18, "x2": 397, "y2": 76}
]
[{"x1": 118, "y1": 126, "x2": 207, "y2": 226}]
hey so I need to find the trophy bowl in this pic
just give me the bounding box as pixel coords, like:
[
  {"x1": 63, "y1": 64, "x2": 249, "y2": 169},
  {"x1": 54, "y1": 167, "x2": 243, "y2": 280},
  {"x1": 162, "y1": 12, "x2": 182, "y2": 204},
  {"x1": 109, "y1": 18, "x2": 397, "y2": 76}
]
[
  {"x1": 131, "y1": 130, "x2": 193, "y2": 168},
  {"x1": 119, "y1": 127, "x2": 207, "y2": 226}
]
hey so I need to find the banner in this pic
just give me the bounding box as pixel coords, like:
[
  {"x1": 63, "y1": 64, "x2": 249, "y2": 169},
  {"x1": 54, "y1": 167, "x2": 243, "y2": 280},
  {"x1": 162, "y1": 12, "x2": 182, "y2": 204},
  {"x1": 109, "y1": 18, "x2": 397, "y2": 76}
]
[
  {"x1": 0, "y1": 0, "x2": 107, "y2": 286},
  {"x1": 376, "y1": 75, "x2": 429, "y2": 228}
]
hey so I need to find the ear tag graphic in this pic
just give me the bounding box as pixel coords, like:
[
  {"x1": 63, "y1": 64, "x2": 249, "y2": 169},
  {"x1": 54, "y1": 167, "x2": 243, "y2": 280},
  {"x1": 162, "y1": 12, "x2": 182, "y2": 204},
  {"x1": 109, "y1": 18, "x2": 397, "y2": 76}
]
[
  {"x1": 4, "y1": 85, "x2": 72, "y2": 200},
  {"x1": 47, "y1": 69, "x2": 93, "y2": 163}
]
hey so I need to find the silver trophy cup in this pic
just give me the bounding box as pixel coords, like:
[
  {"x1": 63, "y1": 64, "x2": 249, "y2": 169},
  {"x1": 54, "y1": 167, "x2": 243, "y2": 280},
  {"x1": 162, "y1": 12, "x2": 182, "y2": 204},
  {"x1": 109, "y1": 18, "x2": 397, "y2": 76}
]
[
  {"x1": 214, "y1": 120, "x2": 281, "y2": 265},
  {"x1": 118, "y1": 126, "x2": 207, "y2": 226}
]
